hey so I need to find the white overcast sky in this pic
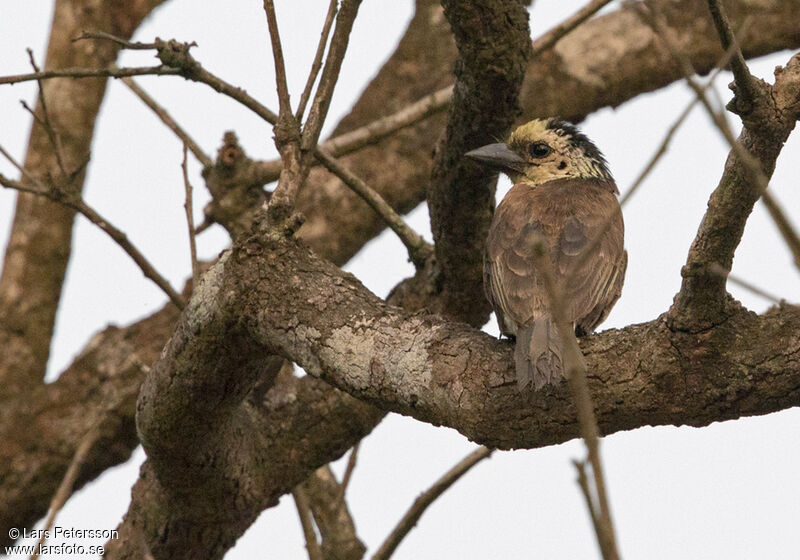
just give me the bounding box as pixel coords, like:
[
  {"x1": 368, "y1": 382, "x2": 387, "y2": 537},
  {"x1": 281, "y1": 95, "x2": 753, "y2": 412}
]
[{"x1": 1, "y1": 2, "x2": 799, "y2": 559}]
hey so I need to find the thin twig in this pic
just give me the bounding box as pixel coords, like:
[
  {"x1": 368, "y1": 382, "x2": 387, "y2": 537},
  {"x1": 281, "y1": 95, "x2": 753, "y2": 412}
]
[
  {"x1": 574, "y1": 459, "x2": 603, "y2": 546},
  {"x1": 531, "y1": 240, "x2": 620, "y2": 560},
  {"x1": 708, "y1": 263, "x2": 783, "y2": 304},
  {"x1": 372, "y1": 446, "x2": 492, "y2": 560},
  {"x1": 0, "y1": 168, "x2": 185, "y2": 310},
  {"x1": 337, "y1": 442, "x2": 361, "y2": 502},
  {"x1": 181, "y1": 145, "x2": 200, "y2": 288},
  {"x1": 532, "y1": 0, "x2": 614, "y2": 55},
  {"x1": 313, "y1": 147, "x2": 433, "y2": 268},
  {"x1": 26, "y1": 48, "x2": 67, "y2": 174},
  {"x1": 292, "y1": 486, "x2": 324, "y2": 560},
  {"x1": 705, "y1": 0, "x2": 758, "y2": 108},
  {"x1": 30, "y1": 425, "x2": 102, "y2": 560},
  {"x1": 301, "y1": 0, "x2": 362, "y2": 152},
  {"x1": 0, "y1": 144, "x2": 37, "y2": 184},
  {"x1": 122, "y1": 77, "x2": 213, "y2": 168},
  {"x1": 73, "y1": 30, "x2": 159, "y2": 50},
  {"x1": 263, "y1": 0, "x2": 292, "y2": 117},
  {"x1": 0, "y1": 65, "x2": 181, "y2": 85},
  {"x1": 296, "y1": 0, "x2": 338, "y2": 121},
  {"x1": 2, "y1": 37, "x2": 281, "y2": 126}
]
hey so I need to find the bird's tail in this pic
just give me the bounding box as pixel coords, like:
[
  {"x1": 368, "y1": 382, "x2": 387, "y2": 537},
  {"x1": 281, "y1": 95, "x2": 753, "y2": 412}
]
[{"x1": 514, "y1": 318, "x2": 565, "y2": 390}]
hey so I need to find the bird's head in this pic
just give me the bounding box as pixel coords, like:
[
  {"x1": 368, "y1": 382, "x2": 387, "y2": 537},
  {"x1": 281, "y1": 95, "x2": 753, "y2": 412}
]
[{"x1": 465, "y1": 118, "x2": 613, "y2": 186}]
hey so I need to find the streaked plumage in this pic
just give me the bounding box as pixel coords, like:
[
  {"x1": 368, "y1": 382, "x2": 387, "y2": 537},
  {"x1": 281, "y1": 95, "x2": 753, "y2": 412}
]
[{"x1": 466, "y1": 118, "x2": 626, "y2": 389}]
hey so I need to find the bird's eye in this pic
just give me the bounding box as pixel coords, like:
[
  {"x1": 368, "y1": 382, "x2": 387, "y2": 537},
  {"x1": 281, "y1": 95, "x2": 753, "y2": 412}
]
[{"x1": 528, "y1": 142, "x2": 553, "y2": 159}]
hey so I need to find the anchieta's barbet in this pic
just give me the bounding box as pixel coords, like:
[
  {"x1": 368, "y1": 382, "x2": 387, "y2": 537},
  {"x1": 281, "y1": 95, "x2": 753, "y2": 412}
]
[{"x1": 466, "y1": 118, "x2": 626, "y2": 390}]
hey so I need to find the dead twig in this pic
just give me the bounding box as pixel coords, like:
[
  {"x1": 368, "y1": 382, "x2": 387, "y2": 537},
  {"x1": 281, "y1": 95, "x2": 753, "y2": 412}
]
[
  {"x1": 295, "y1": 0, "x2": 338, "y2": 121},
  {"x1": 371, "y1": 446, "x2": 492, "y2": 560},
  {"x1": 181, "y1": 145, "x2": 200, "y2": 288},
  {"x1": 338, "y1": 442, "x2": 361, "y2": 502},
  {"x1": 73, "y1": 30, "x2": 159, "y2": 50},
  {"x1": 300, "y1": 0, "x2": 362, "y2": 152},
  {"x1": 313, "y1": 148, "x2": 432, "y2": 268},
  {"x1": 292, "y1": 486, "x2": 324, "y2": 560},
  {"x1": 262, "y1": 0, "x2": 292, "y2": 117},
  {"x1": 25, "y1": 48, "x2": 67, "y2": 175},
  {"x1": 0, "y1": 64, "x2": 181, "y2": 85}
]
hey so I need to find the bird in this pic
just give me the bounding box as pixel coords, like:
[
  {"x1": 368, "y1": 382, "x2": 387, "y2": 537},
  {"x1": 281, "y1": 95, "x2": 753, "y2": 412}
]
[{"x1": 465, "y1": 118, "x2": 626, "y2": 390}]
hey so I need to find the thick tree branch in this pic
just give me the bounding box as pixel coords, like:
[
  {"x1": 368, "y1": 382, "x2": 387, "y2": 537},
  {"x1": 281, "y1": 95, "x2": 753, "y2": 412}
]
[
  {"x1": 668, "y1": 49, "x2": 800, "y2": 328},
  {"x1": 228, "y1": 232, "x2": 800, "y2": 450}
]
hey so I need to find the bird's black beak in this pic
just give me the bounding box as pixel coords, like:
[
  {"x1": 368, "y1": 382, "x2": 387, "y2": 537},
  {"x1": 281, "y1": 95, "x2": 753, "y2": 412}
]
[{"x1": 465, "y1": 143, "x2": 526, "y2": 173}]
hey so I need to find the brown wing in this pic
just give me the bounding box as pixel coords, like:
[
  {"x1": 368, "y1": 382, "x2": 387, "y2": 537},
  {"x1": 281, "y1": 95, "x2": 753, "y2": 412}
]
[
  {"x1": 485, "y1": 185, "x2": 551, "y2": 337},
  {"x1": 551, "y1": 184, "x2": 626, "y2": 333},
  {"x1": 484, "y1": 178, "x2": 625, "y2": 336}
]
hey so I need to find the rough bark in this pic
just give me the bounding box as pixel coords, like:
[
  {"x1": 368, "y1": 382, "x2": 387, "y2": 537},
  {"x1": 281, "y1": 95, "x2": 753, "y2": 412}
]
[
  {"x1": 0, "y1": 0, "x2": 168, "y2": 393},
  {"x1": 221, "y1": 233, "x2": 800, "y2": 450}
]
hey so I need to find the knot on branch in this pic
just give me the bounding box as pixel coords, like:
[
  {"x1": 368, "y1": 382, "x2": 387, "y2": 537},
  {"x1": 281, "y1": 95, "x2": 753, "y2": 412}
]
[
  {"x1": 155, "y1": 38, "x2": 200, "y2": 74},
  {"x1": 203, "y1": 131, "x2": 270, "y2": 239},
  {"x1": 773, "y1": 52, "x2": 800, "y2": 124}
]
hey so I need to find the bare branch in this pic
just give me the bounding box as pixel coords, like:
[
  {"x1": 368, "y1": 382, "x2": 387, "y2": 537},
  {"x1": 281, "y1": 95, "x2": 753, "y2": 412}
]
[
  {"x1": 73, "y1": 30, "x2": 159, "y2": 50},
  {"x1": 574, "y1": 459, "x2": 605, "y2": 557},
  {"x1": 181, "y1": 146, "x2": 200, "y2": 288},
  {"x1": 301, "y1": 466, "x2": 366, "y2": 560},
  {"x1": 296, "y1": 0, "x2": 338, "y2": 121},
  {"x1": 13, "y1": 34, "x2": 282, "y2": 125},
  {"x1": 638, "y1": 7, "x2": 800, "y2": 325},
  {"x1": 301, "y1": 0, "x2": 363, "y2": 152},
  {"x1": 25, "y1": 48, "x2": 67, "y2": 175},
  {"x1": 339, "y1": 442, "x2": 360, "y2": 500},
  {"x1": 0, "y1": 64, "x2": 181, "y2": 85},
  {"x1": 293, "y1": 486, "x2": 324, "y2": 560},
  {"x1": 372, "y1": 446, "x2": 492, "y2": 560},
  {"x1": 313, "y1": 148, "x2": 433, "y2": 269},
  {"x1": 122, "y1": 77, "x2": 213, "y2": 168},
  {"x1": 262, "y1": 0, "x2": 292, "y2": 117}
]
